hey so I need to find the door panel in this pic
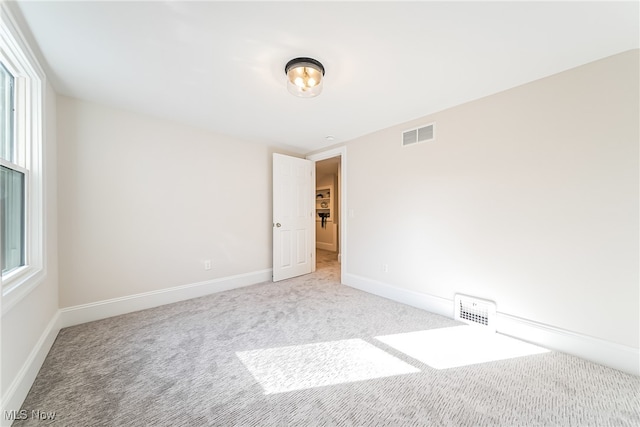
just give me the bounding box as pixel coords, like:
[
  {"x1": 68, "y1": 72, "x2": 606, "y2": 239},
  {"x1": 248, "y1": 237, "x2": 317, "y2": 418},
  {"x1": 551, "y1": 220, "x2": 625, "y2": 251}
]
[{"x1": 273, "y1": 153, "x2": 314, "y2": 281}]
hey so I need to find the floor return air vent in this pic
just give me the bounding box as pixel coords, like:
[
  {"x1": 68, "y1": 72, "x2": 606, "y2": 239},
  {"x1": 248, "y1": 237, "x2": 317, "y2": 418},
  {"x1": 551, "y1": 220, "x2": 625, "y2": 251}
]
[{"x1": 454, "y1": 294, "x2": 497, "y2": 332}]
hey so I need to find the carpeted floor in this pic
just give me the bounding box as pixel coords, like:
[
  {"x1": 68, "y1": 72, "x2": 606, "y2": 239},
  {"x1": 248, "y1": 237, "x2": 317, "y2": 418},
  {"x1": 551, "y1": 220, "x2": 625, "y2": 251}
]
[{"x1": 14, "y1": 250, "x2": 640, "y2": 426}]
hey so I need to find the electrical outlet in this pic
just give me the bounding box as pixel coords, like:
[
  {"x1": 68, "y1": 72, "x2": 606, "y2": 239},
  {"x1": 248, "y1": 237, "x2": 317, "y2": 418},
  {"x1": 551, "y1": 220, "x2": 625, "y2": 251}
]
[
  {"x1": 382, "y1": 263, "x2": 389, "y2": 273},
  {"x1": 204, "y1": 260, "x2": 212, "y2": 270}
]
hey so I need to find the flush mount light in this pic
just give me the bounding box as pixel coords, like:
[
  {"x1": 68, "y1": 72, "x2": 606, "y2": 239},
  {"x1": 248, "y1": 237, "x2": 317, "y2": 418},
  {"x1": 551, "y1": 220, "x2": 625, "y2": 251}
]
[{"x1": 285, "y1": 57, "x2": 325, "y2": 98}]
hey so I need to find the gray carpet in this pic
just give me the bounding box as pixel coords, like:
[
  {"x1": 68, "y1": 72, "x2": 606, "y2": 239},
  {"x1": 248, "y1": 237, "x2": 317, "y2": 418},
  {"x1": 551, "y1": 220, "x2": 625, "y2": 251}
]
[{"x1": 15, "y1": 250, "x2": 640, "y2": 426}]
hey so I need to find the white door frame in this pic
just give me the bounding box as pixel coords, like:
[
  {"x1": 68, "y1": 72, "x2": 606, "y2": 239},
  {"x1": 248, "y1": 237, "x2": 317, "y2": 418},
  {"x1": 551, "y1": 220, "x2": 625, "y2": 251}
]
[{"x1": 307, "y1": 146, "x2": 347, "y2": 283}]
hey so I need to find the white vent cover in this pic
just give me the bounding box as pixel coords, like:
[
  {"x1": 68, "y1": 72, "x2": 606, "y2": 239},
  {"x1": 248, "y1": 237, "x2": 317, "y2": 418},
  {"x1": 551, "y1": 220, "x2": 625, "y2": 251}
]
[
  {"x1": 402, "y1": 123, "x2": 435, "y2": 146},
  {"x1": 454, "y1": 294, "x2": 496, "y2": 332}
]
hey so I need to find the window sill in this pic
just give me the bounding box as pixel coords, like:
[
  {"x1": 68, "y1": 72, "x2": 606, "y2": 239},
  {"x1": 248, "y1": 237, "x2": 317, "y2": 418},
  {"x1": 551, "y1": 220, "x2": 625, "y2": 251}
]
[{"x1": 2, "y1": 265, "x2": 45, "y2": 315}]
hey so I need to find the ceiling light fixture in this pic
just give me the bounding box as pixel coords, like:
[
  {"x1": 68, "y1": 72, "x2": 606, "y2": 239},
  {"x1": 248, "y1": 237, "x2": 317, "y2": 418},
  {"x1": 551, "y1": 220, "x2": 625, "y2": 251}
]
[{"x1": 285, "y1": 57, "x2": 325, "y2": 98}]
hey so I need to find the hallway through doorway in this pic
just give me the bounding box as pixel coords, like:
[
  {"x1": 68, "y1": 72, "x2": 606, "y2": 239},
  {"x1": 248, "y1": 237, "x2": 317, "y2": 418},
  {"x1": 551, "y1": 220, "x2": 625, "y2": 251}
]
[{"x1": 316, "y1": 249, "x2": 340, "y2": 283}]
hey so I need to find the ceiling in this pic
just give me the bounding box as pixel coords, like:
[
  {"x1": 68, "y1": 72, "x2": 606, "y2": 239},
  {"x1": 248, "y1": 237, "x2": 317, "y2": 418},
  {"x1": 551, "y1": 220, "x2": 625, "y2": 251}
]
[{"x1": 10, "y1": 1, "x2": 639, "y2": 154}]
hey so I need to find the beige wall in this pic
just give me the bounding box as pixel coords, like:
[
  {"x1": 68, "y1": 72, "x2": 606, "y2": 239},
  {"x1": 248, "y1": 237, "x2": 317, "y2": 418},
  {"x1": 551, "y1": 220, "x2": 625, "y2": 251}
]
[
  {"x1": 57, "y1": 97, "x2": 274, "y2": 307},
  {"x1": 1, "y1": 81, "x2": 59, "y2": 401},
  {"x1": 345, "y1": 50, "x2": 639, "y2": 348}
]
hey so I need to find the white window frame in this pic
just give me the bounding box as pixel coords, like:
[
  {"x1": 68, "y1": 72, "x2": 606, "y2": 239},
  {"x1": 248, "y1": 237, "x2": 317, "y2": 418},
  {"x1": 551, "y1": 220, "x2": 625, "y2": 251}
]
[{"x1": 1, "y1": 4, "x2": 45, "y2": 314}]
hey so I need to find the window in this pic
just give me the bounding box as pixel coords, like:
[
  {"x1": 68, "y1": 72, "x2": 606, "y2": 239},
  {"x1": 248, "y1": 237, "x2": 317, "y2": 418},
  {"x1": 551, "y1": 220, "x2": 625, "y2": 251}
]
[
  {"x1": 1, "y1": 62, "x2": 26, "y2": 276},
  {"x1": 1, "y1": 4, "x2": 45, "y2": 311},
  {"x1": 1, "y1": 62, "x2": 14, "y2": 159}
]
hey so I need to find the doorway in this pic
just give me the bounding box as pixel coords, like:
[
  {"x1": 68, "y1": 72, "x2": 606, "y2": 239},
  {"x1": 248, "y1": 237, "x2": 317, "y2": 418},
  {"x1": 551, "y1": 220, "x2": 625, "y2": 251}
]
[
  {"x1": 307, "y1": 146, "x2": 347, "y2": 284},
  {"x1": 314, "y1": 156, "x2": 340, "y2": 279}
]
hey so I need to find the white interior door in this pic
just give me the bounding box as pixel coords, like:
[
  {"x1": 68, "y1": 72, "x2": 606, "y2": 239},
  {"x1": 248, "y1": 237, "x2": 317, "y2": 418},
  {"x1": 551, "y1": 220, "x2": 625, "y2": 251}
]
[{"x1": 273, "y1": 153, "x2": 315, "y2": 281}]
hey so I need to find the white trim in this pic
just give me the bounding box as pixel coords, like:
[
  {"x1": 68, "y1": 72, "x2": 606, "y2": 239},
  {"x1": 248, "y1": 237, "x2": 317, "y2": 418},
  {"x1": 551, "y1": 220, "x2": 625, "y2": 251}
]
[
  {"x1": 0, "y1": 5, "x2": 46, "y2": 82},
  {"x1": 1, "y1": 2, "x2": 46, "y2": 314},
  {"x1": 306, "y1": 146, "x2": 347, "y2": 284},
  {"x1": 59, "y1": 269, "x2": 272, "y2": 328},
  {"x1": 0, "y1": 311, "x2": 61, "y2": 427},
  {"x1": 1, "y1": 271, "x2": 46, "y2": 315},
  {"x1": 343, "y1": 272, "x2": 640, "y2": 376},
  {"x1": 344, "y1": 272, "x2": 453, "y2": 318},
  {"x1": 496, "y1": 312, "x2": 640, "y2": 376}
]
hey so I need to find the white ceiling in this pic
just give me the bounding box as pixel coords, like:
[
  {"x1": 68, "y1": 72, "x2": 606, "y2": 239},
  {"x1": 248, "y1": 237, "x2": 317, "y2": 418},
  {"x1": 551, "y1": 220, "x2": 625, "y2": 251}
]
[{"x1": 11, "y1": 1, "x2": 639, "y2": 153}]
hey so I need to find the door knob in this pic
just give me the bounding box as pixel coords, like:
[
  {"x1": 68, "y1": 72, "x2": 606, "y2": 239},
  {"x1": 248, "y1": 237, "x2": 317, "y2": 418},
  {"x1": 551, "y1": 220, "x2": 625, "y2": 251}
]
[{"x1": 275, "y1": 223, "x2": 281, "y2": 227}]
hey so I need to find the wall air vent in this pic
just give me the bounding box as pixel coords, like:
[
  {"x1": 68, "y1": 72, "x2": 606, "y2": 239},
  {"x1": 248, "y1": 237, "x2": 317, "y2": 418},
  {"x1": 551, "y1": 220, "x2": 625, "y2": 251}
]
[
  {"x1": 402, "y1": 123, "x2": 435, "y2": 147},
  {"x1": 454, "y1": 294, "x2": 497, "y2": 332}
]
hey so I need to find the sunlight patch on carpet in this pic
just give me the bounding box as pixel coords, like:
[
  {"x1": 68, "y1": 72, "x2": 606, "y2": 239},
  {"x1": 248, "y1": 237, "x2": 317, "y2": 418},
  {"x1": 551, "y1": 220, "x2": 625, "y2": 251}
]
[
  {"x1": 236, "y1": 339, "x2": 420, "y2": 394},
  {"x1": 376, "y1": 326, "x2": 550, "y2": 370}
]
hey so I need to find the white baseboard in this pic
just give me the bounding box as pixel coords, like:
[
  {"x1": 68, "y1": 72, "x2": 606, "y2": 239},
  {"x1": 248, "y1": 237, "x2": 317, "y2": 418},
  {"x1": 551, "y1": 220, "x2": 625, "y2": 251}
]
[
  {"x1": 344, "y1": 273, "x2": 453, "y2": 318},
  {"x1": 1, "y1": 311, "x2": 62, "y2": 427},
  {"x1": 343, "y1": 272, "x2": 639, "y2": 376},
  {"x1": 60, "y1": 269, "x2": 272, "y2": 328},
  {"x1": 496, "y1": 312, "x2": 640, "y2": 376}
]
